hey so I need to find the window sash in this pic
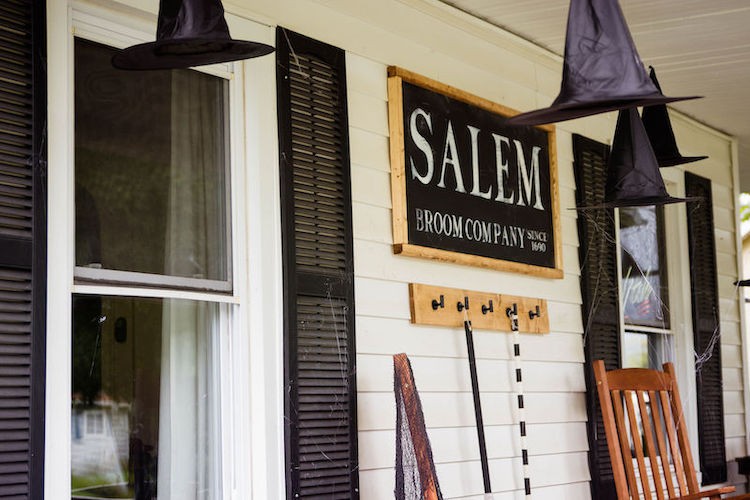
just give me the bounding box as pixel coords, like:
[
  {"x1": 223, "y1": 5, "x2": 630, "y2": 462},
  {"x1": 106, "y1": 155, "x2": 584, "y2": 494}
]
[
  {"x1": 618, "y1": 205, "x2": 671, "y2": 331},
  {"x1": 75, "y1": 266, "x2": 233, "y2": 293},
  {"x1": 73, "y1": 39, "x2": 238, "y2": 292}
]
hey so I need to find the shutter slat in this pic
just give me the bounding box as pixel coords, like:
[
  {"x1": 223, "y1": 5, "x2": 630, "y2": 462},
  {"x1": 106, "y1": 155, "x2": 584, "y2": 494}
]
[
  {"x1": 0, "y1": 45, "x2": 31, "y2": 65},
  {"x1": 0, "y1": 91, "x2": 32, "y2": 112},
  {"x1": 0, "y1": 5, "x2": 31, "y2": 28},
  {"x1": 0, "y1": 441, "x2": 27, "y2": 453},
  {"x1": 0, "y1": 138, "x2": 30, "y2": 157},
  {"x1": 0, "y1": 120, "x2": 31, "y2": 139},
  {"x1": 0, "y1": 80, "x2": 31, "y2": 100},
  {"x1": 0, "y1": 2, "x2": 32, "y2": 17},
  {"x1": 0, "y1": 162, "x2": 32, "y2": 179},
  {"x1": 0, "y1": 30, "x2": 31, "y2": 52},
  {"x1": 0, "y1": 151, "x2": 32, "y2": 168},
  {"x1": 0, "y1": 70, "x2": 31, "y2": 89}
]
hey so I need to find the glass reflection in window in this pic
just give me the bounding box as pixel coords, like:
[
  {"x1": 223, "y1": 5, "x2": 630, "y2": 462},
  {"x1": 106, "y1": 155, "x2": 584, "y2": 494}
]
[{"x1": 71, "y1": 295, "x2": 221, "y2": 499}]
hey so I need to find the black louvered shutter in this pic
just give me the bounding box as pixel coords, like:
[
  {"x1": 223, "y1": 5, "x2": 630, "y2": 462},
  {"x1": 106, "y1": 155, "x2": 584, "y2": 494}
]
[
  {"x1": 0, "y1": 0, "x2": 46, "y2": 498},
  {"x1": 573, "y1": 135, "x2": 621, "y2": 500},
  {"x1": 685, "y1": 172, "x2": 726, "y2": 485},
  {"x1": 277, "y1": 29, "x2": 359, "y2": 500}
]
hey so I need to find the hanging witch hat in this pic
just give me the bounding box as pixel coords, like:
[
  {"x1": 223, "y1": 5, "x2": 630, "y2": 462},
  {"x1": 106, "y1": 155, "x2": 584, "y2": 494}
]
[
  {"x1": 112, "y1": 0, "x2": 274, "y2": 70},
  {"x1": 578, "y1": 108, "x2": 692, "y2": 209},
  {"x1": 507, "y1": 0, "x2": 699, "y2": 126},
  {"x1": 641, "y1": 67, "x2": 708, "y2": 167}
]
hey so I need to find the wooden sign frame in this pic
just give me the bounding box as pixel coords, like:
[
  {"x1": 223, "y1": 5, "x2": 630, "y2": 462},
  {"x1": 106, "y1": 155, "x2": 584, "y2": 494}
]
[{"x1": 387, "y1": 67, "x2": 563, "y2": 279}]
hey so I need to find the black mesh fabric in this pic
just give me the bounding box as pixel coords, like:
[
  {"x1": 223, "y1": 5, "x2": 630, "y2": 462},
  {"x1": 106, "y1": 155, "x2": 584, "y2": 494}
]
[{"x1": 394, "y1": 354, "x2": 443, "y2": 500}]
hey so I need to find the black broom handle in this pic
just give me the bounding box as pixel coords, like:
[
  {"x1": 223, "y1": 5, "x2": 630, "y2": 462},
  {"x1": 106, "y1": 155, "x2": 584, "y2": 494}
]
[{"x1": 464, "y1": 320, "x2": 491, "y2": 493}]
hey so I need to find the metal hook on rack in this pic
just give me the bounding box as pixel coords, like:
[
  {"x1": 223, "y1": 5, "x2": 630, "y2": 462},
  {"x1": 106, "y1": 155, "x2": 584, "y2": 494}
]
[
  {"x1": 431, "y1": 294, "x2": 445, "y2": 310},
  {"x1": 529, "y1": 305, "x2": 541, "y2": 320},
  {"x1": 457, "y1": 296, "x2": 469, "y2": 312},
  {"x1": 482, "y1": 299, "x2": 494, "y2": 315}
]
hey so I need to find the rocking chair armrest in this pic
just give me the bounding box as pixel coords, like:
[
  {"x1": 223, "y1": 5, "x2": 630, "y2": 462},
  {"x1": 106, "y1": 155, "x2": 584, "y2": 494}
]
[
  {"x1": 673, "y1": 486, "x2": 736, "y2": 500},
  {"x1": 726, "y1": 494, "x2": 750, "y2": 500}
]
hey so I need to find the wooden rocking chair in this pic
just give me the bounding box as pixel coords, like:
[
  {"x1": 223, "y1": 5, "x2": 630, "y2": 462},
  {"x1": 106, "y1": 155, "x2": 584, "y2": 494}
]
[{"x1": 593, "y1": 360, "x2": 750, "y2": 500}]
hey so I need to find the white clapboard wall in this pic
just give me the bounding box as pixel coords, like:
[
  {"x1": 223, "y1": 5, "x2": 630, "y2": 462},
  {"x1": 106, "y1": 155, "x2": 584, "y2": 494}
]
[
  {"x1": 348, "y1": 47, "x2": 592, "y2": 498},
  {"x1": 341, "y1": 18, "x2": 742, "y2": 500},
  {"x1": 226, "y1": 0, "x2": 745, "y2": 497}
]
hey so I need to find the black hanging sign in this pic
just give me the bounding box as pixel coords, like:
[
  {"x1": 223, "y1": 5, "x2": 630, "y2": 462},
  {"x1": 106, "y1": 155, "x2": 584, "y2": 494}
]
[{"x1": 388, "y1": 67, "x2": 563, "y2": 278}]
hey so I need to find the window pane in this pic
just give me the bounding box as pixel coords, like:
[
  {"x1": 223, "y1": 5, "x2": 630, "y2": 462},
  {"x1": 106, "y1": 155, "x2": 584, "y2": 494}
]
[
  {"x1": 623, "y1": 331, "x2": 674, "y2": 369},
  {"x1": 71, "y1": 295, "x2": 221, "y2": 499},
  {"x1": 619, "y1": 206, "x2": 669, "y2": 329},
  {"x1": 75, "y1": 39, "x2": 230, "y2": 282}
]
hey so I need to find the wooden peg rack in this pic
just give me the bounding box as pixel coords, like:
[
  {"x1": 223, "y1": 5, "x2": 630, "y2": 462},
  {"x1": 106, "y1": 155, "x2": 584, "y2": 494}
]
[{"x1": 409, "y1": 283, "x2": 549, "y2": 334}]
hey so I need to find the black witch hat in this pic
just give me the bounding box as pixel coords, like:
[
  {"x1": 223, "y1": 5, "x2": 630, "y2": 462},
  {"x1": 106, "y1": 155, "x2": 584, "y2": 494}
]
[
  {"x1": 578, "y1": 108, "x2": 691, "y2": 210},
  {"x1": 112, "y1": 0, "x2": 274, "y2": 70},
  {"x1": 641, "y1": 67, "x2": 708, "y2": 167},
  {"x1": 507, "y1": 0, "x2": 698, "y2": 126}
]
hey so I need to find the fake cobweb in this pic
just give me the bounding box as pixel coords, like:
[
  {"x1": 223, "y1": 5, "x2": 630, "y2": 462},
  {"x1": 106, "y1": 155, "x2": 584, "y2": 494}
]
[{"x1": 579, "y1": 202, "x2": 727, "y2": 440}]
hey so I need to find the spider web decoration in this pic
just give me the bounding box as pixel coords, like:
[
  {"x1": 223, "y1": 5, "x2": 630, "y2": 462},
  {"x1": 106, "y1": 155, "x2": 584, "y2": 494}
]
[
  {"x1": 574, "y1": 134, "x2": 730, "y2": 491},
  {"x1": 394, "y1": 353, "x2": 443, "y2": 500}
]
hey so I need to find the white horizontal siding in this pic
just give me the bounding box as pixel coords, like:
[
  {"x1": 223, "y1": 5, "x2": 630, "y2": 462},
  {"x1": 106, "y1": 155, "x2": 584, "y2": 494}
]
[
  {"x1": 358, "y1": 452, "x2": 591, "y2": 499},
  {"x1": 358, "y1": 355, "x2": 585, "y2": 393},
  {"x1": 357, "y1": 317, "x2": 585, "y2": 360},
  {"x1": 296, "y1": 1, "x2": 750, "y2": 495},
  {"x1": 344, "y1": 40, "x2": 746, "y2": 496},
  {"x1": 358, "y1": 392, "x2": 586, "y2": 432},
  {"x1": 347, "y1": 48, "x2": 592, "y2": 498}
]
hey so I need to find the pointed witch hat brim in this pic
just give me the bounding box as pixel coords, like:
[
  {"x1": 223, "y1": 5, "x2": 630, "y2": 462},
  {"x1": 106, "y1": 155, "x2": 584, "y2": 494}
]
[
  {"x1": 112, "y1": 0, "x2": 274, "y2": 70},
  {"x1": 507, "y1": 0, "x2": 699, "y2": 127},
  {"x1": 576, "y1": 108, "x2": 696, "y2": 210},
  {"x1": 641, "y1": 67, "x2": 708, "y2": 167}
]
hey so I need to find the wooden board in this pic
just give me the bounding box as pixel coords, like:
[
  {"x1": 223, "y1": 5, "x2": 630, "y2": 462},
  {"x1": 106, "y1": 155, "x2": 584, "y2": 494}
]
[{"x1": 409, "y1": 283, "x2": 549, "y2": 334}]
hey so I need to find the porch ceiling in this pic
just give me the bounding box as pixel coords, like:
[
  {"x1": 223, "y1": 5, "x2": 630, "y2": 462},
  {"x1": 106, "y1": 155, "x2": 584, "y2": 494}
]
[{"x1": 439, "y1": 0, "x2": 750, "y2": 191}]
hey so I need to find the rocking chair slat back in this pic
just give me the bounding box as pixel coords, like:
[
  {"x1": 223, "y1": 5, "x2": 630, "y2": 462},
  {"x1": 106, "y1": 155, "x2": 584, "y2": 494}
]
[{"x1": 594, "y1": 360, "x2": 705, "y2": 500}]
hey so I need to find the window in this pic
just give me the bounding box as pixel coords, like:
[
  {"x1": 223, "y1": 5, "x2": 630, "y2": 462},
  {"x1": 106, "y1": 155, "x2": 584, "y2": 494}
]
[
  {"x1": 71, "y1": 38, "x2": 234, "y2": 499},
  {"x1": 619, "y1": 205, "x2": 673, "y2": 369},
  {"x1": 84, "y1": 411, "x2": 104, "y2": 436}
]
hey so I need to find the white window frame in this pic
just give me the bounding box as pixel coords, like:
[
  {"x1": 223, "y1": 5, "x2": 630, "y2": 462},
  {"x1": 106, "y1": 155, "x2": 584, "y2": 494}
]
[{"x1": 45, "y1": 2, "x2": 285, "y2": 499}]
